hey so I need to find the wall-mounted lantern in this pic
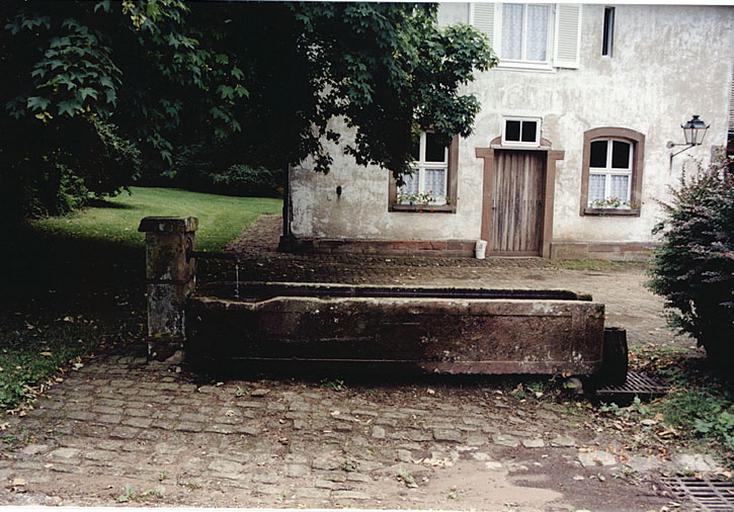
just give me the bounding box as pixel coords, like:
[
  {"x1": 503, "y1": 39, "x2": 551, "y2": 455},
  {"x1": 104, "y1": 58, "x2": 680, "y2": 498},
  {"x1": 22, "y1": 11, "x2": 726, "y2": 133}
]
[{"x1": 667, "y1": 115, "x2": 710, "y2": 166}]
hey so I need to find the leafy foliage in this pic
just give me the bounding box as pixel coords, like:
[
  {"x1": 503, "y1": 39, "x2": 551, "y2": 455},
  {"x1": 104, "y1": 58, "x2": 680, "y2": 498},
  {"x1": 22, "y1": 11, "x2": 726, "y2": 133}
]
[
  {"x1": 1, "y1": 1, "x2": 494, "y2": 219},
  {"x1": 661, "y1": 388, "x2": 734, "y2": 452},
  {"x1": 599, "y1": 396, "x2": 651, "y2": 419},
  {"x1": 648, "y1": 158, "x2": 734, "y2": 361},
  {"x1": 144, "y1": 143, "x2": 284, "y2": 198},
  {"x1": 153, "y1": 161, "x2": 284, "y2": 199},
  {"x1": 595, "y1": 346, "x2": 734, "y2": 466}
]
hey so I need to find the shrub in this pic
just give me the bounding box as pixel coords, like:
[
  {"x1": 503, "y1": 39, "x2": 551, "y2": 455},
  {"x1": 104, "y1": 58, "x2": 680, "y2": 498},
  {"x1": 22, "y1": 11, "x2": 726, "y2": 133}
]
[
  {"x1": 648, "y1": 158, "x2": 734, "y2": 361},
  {"x1": 209, "y1": 164, "x2": 284, "y2": 198},
  {"x1": 141, "y1": 143, "x2": 284, "y2": 198},
  {"x1": 1, "y1": 117, "x2": 139, "y2": 221}
]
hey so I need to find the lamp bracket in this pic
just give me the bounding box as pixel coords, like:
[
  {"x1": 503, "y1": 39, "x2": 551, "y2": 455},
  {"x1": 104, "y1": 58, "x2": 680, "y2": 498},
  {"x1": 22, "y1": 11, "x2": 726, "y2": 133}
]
[
  {"x1": 667, "y1": 141, "x2": 696, "y2": 150},
  {"x1": 670, "y1": 144, "x2": 695, "y2": 158}
]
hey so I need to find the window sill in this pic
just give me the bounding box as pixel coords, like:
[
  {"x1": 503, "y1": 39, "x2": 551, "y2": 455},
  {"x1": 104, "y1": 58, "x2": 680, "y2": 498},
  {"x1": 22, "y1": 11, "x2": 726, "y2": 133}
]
[
  {"x1": 389, "y1": 204, "x2": 456, "y2": 214},
  {"x1": 583, "y1": 207, "x2": 640, "y2": 217},
  {"x1": 496, "y1": 61, "x2": 556, "y2": 73},
  {"x1": 492, "y1": 143, "x2": 549, "y2": 151}
]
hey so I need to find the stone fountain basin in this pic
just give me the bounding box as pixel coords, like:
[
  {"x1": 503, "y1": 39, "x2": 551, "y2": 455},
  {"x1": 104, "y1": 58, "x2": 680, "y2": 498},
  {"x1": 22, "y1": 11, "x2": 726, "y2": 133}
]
[{"x1": 186, "y1": 282, "x2": 608, "y2": 376}]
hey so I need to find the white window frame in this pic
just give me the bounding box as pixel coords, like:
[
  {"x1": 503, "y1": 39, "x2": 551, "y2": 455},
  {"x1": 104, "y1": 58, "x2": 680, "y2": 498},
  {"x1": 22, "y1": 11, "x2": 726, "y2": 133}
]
[
  {"x1": 496, "y1": 3, "x2": 555, "y2": 71},
  {"x1": 588, "y1": 138, "x2": 633, "y2": 208},
  {"x1": 501, "y1": 116, "x2": 542, "y2": 147},
  {"x1": 399, "y1": 132, "x2": 449, "y2": 206}
]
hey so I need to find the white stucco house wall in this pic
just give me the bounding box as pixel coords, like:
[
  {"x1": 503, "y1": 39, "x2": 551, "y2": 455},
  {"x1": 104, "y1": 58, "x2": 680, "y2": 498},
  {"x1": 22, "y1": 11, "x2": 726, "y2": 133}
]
[{"x1": 284, "y1": 3, "x2": 734, "y2": 260}]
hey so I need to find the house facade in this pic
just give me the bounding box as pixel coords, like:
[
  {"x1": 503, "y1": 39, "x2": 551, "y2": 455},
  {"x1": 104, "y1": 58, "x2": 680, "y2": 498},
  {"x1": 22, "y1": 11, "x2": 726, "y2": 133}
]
[{"x1": 284, "y1": 3, "x2": 734, "y2": 260}]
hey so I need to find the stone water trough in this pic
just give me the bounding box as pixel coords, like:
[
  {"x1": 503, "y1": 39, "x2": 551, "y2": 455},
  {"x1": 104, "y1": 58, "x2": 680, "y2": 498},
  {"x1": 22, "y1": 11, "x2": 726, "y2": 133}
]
[
  {"x1": 186, "y1": 282, "x2": 627, "y2": 383},
  {"x1": 139, "y1": 216, "x2": 627, "y2": 384}
]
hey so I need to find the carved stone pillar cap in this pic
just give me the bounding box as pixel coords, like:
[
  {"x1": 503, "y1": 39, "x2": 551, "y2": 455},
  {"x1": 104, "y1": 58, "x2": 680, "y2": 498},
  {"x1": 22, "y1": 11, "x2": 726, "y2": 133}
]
[{"x1": 138, "y1": 216, "x2": 199, "y2": 234}]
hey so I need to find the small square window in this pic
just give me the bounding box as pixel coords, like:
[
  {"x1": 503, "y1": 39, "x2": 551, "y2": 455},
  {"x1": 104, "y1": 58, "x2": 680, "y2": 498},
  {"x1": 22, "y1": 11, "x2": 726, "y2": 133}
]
[{"x1": 502, "y1": 117, "x2": 541, "y2": 146}]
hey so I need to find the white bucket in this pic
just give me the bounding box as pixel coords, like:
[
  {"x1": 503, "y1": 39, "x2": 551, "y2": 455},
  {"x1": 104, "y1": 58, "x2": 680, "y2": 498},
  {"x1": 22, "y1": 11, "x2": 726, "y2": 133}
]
[{"x1": 475, "y1": 239, "x2": 488, "y2": 259}]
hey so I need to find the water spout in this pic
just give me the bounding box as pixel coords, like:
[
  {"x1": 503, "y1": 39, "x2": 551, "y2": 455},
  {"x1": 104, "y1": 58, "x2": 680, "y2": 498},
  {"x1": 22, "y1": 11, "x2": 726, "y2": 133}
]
[{"x1": 234, "y1": 260, "x2": 240, "y2": 299}]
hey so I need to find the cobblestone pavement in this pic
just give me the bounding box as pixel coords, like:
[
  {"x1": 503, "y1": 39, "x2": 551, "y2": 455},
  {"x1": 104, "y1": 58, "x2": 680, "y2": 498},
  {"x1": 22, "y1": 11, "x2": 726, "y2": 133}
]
[{"x1": 2, "y1": 355, "x2": 673, "y2": 510}]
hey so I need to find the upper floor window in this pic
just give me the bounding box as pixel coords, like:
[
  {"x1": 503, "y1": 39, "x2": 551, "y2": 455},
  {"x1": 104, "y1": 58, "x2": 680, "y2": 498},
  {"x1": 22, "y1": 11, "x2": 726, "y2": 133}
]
[
  {"x1": 471, "y1": 3, "x2": 582, "y2": 70},
  {"x1": 602, "y1": 7, "x2": 615, "y2": 57},
  {"x1": 580, "y1": 127, "x2": 646, "y2": 216},
  {"x1": 501, "y1": 4, "x2": 552, "y2": 64},
  {"x1": 389, "y1": 133, "x2": 459, "y2": 213}
]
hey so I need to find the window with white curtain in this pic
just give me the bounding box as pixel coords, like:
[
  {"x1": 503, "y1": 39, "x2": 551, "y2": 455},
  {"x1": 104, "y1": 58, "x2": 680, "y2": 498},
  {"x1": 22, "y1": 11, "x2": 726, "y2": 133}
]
[
  {"x1": 470, "y1": 4, "x2": 583, "y2": 70},
  {"x1": 587, "y1": 138, "x2": 633, "y2": 208},
  {"x1": 399, "y1": 132, "x2": 448, "y2": 205},
  {"x1": 499, "y1": 4, "x2": 552, "y2": 64}
]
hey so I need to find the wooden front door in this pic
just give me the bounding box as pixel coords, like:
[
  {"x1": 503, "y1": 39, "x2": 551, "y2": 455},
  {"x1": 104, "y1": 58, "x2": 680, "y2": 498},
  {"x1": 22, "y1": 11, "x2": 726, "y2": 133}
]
[{"x1": 489, "y1": 150, "x2": 546, "y2": 255}]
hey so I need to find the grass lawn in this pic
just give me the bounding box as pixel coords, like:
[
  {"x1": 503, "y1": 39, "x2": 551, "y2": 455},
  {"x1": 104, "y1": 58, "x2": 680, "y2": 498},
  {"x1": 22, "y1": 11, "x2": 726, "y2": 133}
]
[
  {"x1": 33, "y1": 186, "x2": 282, "y2": 251},
  {"x1": 1, "y1": 187, "x2": 281, "y2": 411}
]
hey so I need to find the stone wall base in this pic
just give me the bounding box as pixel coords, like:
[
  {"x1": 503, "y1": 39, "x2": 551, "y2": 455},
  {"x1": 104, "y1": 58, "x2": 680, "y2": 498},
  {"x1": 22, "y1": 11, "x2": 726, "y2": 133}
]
[
  {"x1": 550, "y1": 241, "x2": 657, "y2": 262},
  {"x1": 280, "y1": 237, "x2": 656, "y2": 261},
  {"x1": 280, "y1": 237, "x2": 476, "y2": 257}
]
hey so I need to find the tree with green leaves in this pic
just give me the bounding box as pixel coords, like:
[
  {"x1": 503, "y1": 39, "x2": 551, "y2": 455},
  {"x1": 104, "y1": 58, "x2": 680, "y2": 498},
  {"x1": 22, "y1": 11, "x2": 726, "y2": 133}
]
[{"x1": 1, "y1": 1, "x2": 495, "y2": 219}]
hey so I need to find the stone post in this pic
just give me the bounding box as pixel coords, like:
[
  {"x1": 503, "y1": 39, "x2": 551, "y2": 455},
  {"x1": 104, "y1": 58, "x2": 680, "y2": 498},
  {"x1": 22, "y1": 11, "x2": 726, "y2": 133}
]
[{"x1": 137, "y1": 216, "x2": 198, "y2": 361}]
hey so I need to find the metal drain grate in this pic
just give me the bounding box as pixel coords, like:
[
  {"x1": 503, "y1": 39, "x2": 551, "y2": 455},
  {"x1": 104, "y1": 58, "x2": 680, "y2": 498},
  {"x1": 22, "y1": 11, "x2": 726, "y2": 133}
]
[
  {"x1": 595, "y1": 371, "x2": 668, "y2": 403},
  {"x1": 663, "y1": 477, "x2": 734, "y2": 511}
]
